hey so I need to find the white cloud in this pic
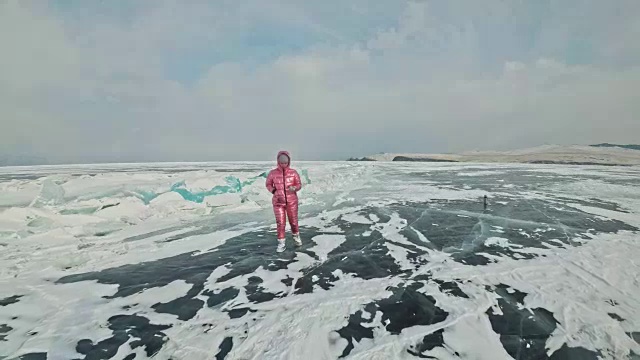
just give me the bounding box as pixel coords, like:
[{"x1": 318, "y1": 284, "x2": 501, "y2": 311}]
[
  {"x1": 0, "y1": 2, "x2": 81, "y2": 94},
  {"x1": 1, "y1": 0, "x2": 639, "y2": 163}
]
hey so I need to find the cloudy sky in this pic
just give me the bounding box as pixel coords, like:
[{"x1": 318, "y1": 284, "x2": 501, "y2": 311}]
[{"x1": 1, "y1": 0, "x2": 639, "y2": 163}]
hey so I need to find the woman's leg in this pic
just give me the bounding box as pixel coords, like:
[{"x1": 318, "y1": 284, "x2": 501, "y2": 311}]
[
  {"x1": 274, "y1": 204, "x2": 287, "y2": 239},
  {"x1": 286, "y1": 201, "x2": 299, "y2": 235}
]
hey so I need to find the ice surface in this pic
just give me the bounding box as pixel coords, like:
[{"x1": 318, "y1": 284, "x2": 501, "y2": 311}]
[{"x1": 1, "y1": 161, "x2": 639, "y2": 359}]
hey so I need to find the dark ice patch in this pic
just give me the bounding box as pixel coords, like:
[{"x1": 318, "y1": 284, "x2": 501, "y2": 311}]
[
  {"x1": 152, "y1": 284, "x2": 204, "y2": 321},
  {"x1": 551, "y1": 196, "x2": 631, "y2": 214},
  {"x1": 627, "y1": 332, "x2": 640, "y2": 344},
  {"x1": 69, "y1": 224, "x2": 285, "y2": 322},
  {"x1": 491, "y1": 284, "x2": 527, "y2": 303},
  {"x1": 204, "y1": 288, "x2": 239, "y2": 314},
  {"x1": 75, "y1": 339, "x2": 94, "y2": 355},
  {"x1": 407, "y1": 329, "x2": 444, "y2": 358},
  {"x1": 0, "y1": 295, "x2": 23, "y2": 306},
  {"x1": 375, "y1": 213, "x2": 392, "y2": 224},
  {"x1": 204, "y1": 287, "x2": 240, "y2": 309},
  {"x1": 245, "y1": 276, "x2": 278, "y2": 303},
  {"x1": 432, "y1": 279, "x2": 469, "y2": 299},
  {"x1": 608, "y1": 312, "x2": 625, "y2": 322},
  {"x1": 293, "y1": 241, "x2": 402, "y2": 295},
  {"x1": 281, "y1": 276, "x2": 294, "y2": 287},
  {"x1": 227, "y1": 307, "x2": 256, "y2": 319},
  {"x1": 337, "y1": 283, "x2": 448, "y2": 357},
  {"x1": 412, "y1": 274, "x2": 431, "y2": 282},
  {"x1": 486, "y1": 284, "x2": 559, "y2": 359},
  {"x1": 216, "y1": 337, "x2": 233, "y2": 360},
  {"x1": 390, "y1": 198, "x2": 636, "y2": 265},
  {"x1": 455, "y1": 253, "x2": 496, "y2": 265},
  {"x1": 335, "y1": 307, "x2": 376, "y2": 358},
  {"x1": 399, "y1": 226, "x2": 438, "y2": 251},
  {"x1": 56, "y1": 228, "x2": 327, "y2": 310},
  {"x1": 12, "y1": 353, "x2": 47, "y2": 360},
  {"x1": 293, "y1": 208, "x2": 408, "y2": 295},
  {"x1": 549, "y1": 344, "x2": 601, "y2": 359},
  {"x1": 378, "y1": 285, "x2": 448, "y2": 335},
  {"x1": 1, "y1": 323, "x2": 12, "y2": 341},
  {"x1": 73, "y1": 315, "x2": 170, "y2": 360},
  {"x1": 294, "y1": 271, "x2": 340, "y2": 294},
  {"x1": 122, "y1": 226, "x2": 187, "y2": 243},
  {"x1": 386, "y1": 240, "x2": 430, "y2": 267}
]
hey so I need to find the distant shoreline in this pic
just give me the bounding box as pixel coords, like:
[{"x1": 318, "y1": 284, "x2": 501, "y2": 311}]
[
  {"x1": 3, "y1": 144, "x2": 640, "y2": 167},
  {"x1": 348, "y1": 144, "x2": 640, "y2": 167}
]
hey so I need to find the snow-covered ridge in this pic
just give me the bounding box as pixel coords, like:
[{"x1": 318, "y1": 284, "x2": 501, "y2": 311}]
[{"x1": 360, "y1": 145, "x2": 640, "y2": 166}]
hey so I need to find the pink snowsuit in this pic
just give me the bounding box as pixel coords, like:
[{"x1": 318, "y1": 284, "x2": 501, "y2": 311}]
[{"x1": 266, "y1": 151, "x2": 302, "y2": 240}]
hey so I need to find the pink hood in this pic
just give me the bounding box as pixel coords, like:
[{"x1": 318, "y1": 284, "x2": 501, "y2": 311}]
[{"x1": 277, "y1": 150, "x2": 291, "y2": 169}]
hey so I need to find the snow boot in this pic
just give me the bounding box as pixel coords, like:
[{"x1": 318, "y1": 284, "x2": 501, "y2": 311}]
[{"x1": 293, "y1": 233, "x2": 302, "y2": 247}]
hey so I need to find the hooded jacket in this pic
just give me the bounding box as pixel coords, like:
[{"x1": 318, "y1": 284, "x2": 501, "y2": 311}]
[{"x1": 266, "y1": 150, "x2": 302, "y2": 206}]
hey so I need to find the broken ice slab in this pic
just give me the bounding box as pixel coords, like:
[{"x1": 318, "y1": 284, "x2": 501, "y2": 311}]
[{"x1": 30, "y1": 179, "x2": 65, "y2": 207}]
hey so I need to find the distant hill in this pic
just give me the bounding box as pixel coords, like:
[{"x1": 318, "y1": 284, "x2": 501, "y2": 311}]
[
  {"x1": 591, "y1": 143, "x2": 640, "y2": 151},
  {"x1": 346, "y1": 157, "x2": 377, "y2": 162},
  {"x1": 354, "y1": 145, "x2": 640, "y2": 166}
]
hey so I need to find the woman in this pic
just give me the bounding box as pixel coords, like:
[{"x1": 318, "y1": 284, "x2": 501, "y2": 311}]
[{"x1": 266, "y1": 150, "x2": 302, "y2": 252}]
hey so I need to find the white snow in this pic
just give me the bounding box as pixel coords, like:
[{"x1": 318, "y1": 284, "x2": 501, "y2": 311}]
[
  {"x1": 308, "y1": 234, "x2": 347, "y2": 261},
  {"x1": 0, "y1": 161, "x2": 639, "y2": 359},
  {"x1": 341, "y1": 213, "x2": 374, "y2": 224},
  {"x1": 484, "y1": 237, "x2": 524, "y2": 249},
  {"x1": 428, "y1": 231, "x2": 640, "y2": 359}
]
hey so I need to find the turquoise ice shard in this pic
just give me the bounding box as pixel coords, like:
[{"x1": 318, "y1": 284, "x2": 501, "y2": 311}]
[{"x1": 301, "y1": 169, "x2": 311, "y2": 184}]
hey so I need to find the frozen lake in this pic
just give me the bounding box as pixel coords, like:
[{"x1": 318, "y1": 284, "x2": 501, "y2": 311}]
[{"x1": 1, "y1": 162, "x2": 639, "y2": 359}]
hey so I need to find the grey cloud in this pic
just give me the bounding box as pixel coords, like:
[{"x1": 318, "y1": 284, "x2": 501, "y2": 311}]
[{"x1": 1, "y1": 1, "x2": 639, "y2": 165}]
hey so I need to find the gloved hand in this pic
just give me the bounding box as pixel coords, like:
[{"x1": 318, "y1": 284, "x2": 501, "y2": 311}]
[{"x1": 288, "y1": 186, "x2": 296, "y2": 192}]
